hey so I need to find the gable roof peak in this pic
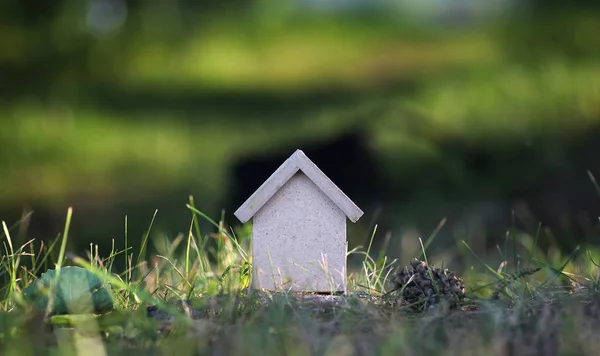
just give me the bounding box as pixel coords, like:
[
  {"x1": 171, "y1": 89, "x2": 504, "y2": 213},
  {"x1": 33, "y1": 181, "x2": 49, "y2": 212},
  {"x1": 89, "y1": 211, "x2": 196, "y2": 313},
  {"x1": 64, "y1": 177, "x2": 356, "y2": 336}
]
[{"x1": 234, "y1": 149, "x2": 363, "y2": 224}]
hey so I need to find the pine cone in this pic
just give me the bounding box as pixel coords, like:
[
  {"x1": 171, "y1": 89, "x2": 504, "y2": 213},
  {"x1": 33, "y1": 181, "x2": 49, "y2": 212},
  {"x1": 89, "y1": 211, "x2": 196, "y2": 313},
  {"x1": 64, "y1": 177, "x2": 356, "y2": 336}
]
[{"x1": 391, "y1": 258, "x2": 466, "y2": 309}]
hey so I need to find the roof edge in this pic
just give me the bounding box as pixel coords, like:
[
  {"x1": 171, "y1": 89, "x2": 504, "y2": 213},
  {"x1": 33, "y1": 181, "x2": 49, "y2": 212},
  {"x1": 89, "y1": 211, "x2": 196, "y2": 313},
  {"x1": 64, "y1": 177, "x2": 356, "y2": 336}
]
[{"x1": 234, "y1": 150, "x2": 364, "y2": 223}]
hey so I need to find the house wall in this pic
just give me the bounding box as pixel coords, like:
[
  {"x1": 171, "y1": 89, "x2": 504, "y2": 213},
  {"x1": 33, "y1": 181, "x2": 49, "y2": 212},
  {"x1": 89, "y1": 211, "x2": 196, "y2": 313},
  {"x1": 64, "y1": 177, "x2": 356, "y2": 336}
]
[{"x1": 252, "y1": 172, "x2": 347, "y2": 292}]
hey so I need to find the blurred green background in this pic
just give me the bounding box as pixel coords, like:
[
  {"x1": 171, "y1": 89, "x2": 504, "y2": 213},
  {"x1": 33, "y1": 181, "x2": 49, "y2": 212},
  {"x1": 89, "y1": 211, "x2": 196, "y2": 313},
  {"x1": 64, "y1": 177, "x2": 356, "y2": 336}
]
[{"x1": 1, "y1": 0, "x2": 600, "y2": 265}]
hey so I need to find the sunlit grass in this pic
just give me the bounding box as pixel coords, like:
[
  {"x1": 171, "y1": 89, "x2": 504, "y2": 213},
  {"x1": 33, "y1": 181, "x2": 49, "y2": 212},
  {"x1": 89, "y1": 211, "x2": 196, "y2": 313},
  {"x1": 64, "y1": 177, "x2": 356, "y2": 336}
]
[
  {"x1": 2, "y1": 15, "x2": 600, "y2": 230},
  {"x1": 3, "y1": 8, "x2": 600, "y2": 354},
  {"x1": 1, "y1": 195, "x2": 600, "y2": 354},
  {"x1": 404, "y1": 60, "x2": 600, "y2": 140},
  {"x1": 3, "y1": 55, "x2": 600, "y2": 211},
  {"x1": 124, "y1": 24, "x2": 501, "y2": 91}
]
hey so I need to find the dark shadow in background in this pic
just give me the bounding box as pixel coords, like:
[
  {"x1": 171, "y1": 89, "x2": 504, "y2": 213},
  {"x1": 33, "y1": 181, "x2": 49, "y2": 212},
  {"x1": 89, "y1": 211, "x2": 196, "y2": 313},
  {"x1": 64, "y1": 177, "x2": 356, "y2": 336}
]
[
  {"x1": 226, "y1": 123, "x2": 600, "y2": 256},
  {"x1": 226, "y1": 129, "x2": 385, "y2": 214}
]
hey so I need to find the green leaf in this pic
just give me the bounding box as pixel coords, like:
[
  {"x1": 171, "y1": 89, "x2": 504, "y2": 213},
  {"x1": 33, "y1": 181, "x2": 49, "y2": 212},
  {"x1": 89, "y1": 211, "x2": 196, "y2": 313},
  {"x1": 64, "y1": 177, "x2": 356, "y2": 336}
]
[{"x1": 22, "y1": 266, "x2": 115, "y2": 315}]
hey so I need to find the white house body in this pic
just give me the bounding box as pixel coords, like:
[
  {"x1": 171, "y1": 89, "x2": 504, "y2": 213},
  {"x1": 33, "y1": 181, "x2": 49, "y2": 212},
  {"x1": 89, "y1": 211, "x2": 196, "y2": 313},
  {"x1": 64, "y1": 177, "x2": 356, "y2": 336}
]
[{"x1": 234, "y1": 150, "x2": 363, "y2": 293}]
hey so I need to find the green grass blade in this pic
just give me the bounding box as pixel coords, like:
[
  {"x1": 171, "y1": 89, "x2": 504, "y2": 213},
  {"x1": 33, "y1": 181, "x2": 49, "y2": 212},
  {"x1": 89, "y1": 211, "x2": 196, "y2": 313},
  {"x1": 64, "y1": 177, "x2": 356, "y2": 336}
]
[
  {"x1": 364, "y1": 224, "x2": 378, "y2": 267},
  {"x1": 511, "y1": 210, "x2": 519, "y2": 275},
  {"x1": 419, "y1": 237, "x2": 440, "y2": 297},
  {"x1": 588, "y1": 170, "x2": 600, "y2": 197},
  {"x1": 527, "y1": 222, "x2": 542, "y2": 267},
  {"x1": 188, "y1": 195, "x2": 205, "y2": 249},
  {"x1": 186, "y1": 205, "x2": 248, "y2": 262},
  {"x1": 124, "y1": 215, "x2": 130, "y2": 283},
  {"x1": 136, "y1": 209, "x2": 158, "y2": 268},
  {"x1": 417, "y1": 218, "x2": 446, "y2": 260},
  {"x1": 537, "y1": 245, "x2": 581, "y2": 288},
  {"x1": 461, "y1": 240, "x2": 503, "y2": 279},
  {"x1": 46, "y1": 207, "x2": 72, "y2": 318}
]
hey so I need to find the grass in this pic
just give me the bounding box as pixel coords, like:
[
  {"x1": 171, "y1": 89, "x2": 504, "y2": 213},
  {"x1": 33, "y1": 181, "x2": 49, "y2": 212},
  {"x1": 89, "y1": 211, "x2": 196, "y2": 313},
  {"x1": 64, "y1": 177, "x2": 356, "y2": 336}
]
[
  {"x1": 3, "y1": 12, "x2": 600, "y2": 216},
  {"x1": 2, "y1": 189, "x2": 600, "y2": 355},
  {"x1": 3, "y1": 57, "x2": 600, "y2": 213},
  {"x1": 122, "y1": 20, "x2": 500, "y2": 91},
  {"x1": 3, "y1": 9, "x2": 600, "y2": 354}
]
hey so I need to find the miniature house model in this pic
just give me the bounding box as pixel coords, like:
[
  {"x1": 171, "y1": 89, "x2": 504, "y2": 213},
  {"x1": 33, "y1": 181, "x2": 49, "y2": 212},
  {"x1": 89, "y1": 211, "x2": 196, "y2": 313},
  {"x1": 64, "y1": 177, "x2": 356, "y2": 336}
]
[{"x1": 234, "y1": 150, "x2": 363, "y2": 293}]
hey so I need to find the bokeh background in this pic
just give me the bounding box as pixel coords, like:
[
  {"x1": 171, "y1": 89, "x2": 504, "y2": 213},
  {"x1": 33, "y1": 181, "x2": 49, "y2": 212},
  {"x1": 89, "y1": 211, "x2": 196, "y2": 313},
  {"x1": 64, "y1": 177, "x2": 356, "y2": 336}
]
[{"x1": 2, "y1": 0, "x2": 600, "y2": 269}]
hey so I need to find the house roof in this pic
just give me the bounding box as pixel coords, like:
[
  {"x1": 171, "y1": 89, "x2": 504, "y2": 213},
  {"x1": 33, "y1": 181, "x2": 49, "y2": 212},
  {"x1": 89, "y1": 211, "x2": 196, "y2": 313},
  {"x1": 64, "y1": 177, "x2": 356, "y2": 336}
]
[{"x1": 234, "y1": 149, "x2": 364, "y2": 224}]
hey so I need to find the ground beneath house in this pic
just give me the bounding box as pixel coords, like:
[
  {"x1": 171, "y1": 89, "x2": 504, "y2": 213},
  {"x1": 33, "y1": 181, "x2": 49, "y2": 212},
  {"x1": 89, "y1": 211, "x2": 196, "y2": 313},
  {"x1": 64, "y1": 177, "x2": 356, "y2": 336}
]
[{"x1": 10, "y1": 288, "x2": 600, "y2": 356}]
